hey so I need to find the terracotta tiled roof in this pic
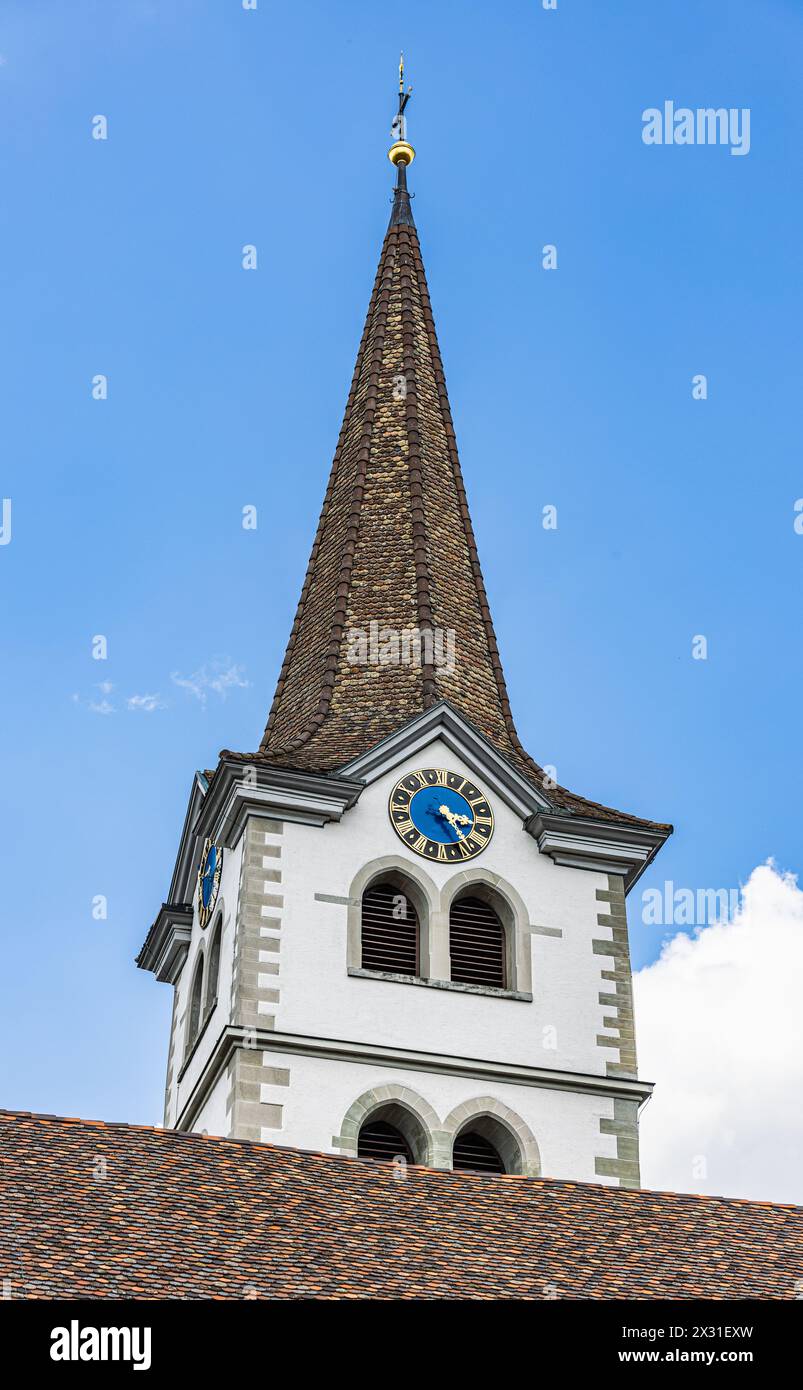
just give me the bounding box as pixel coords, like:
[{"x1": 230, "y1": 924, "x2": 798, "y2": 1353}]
[
  {"x1": 229, "y1": 171, "x2": 668, "y2": 834},
  {"x1": 2, "y1": 1111, "x2": 798, "y2": 1300}
]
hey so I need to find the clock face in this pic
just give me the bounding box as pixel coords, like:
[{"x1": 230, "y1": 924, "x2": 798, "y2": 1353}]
[
  {"x1": 197, "y1": 839, "x2": 222, "y2": 928},
  {"x1": 388, "y1": 768, "x2": 495, "y2": 862}
]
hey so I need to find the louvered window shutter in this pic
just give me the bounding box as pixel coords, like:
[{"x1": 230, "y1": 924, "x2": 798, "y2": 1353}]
[
  {"x1": 449, "y1": 895, "x2": 506, "y2": 988},
  {"x1": 452, "y1": 1130, "x2": 506, "y2": 1174},
  {"x1": 360, "y1": 883, "x2": 419, "y2": 976},
  {"x1": 358, "y1": 1121, "x2": 414, "y2": 1164}
]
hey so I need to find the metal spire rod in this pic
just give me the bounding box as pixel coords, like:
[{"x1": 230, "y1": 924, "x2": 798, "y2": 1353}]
[{"x1": 389, "y1": 52, "x2": 415, "y2": 171}]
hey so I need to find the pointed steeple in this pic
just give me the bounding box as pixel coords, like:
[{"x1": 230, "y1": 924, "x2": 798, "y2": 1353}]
[{"x1": 232, "y1": 73, "x2": 668, "y2": 834}]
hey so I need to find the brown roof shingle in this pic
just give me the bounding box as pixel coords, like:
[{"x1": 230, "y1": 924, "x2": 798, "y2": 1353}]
[{"x1": 1, "y1": 1111, "x2": 798, "y2": 1300}]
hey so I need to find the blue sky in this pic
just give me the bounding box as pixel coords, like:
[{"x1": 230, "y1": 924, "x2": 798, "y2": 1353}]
[{"x1": 1, "y1": 0, "x2": 801, "y2": 1128}]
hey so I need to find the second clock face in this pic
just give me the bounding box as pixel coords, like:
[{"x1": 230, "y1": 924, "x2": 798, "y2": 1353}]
[
  {"x1": 388, "y1": 768, "x2": 494, "y2": 862},
  {"x1": 197, "y1": 839, "x2": 222, "y2": 928}
]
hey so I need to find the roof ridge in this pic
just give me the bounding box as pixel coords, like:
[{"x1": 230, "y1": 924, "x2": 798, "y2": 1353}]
[
  {"x1": 409, "y1": 231, "x2": 517, "y2": 732},
  {"x1": 399, "y1": 226, "x2": 436, "y2": 708},
  {"x1": 2, "y1": 1109, "x2": 799, "y2": 1213},
  {"x1": 259, "y1": 228, "x2": 400, "y2": 756}
]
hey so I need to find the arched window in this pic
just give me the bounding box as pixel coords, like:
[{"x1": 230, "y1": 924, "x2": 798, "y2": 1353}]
[
  {"x1": 186, "y1": 955, "x2": 204, "y2": 1053},
  {"x1": 358, "y1": 1121, "x2": 414, "y2": 1165},
  {"x1": 450, "y1": 1112, "x2": 527, "y2": 1176},
  {"x1": 453, "y1": 1130, "x2": 506, "y2": 1174},
  {"x1": 449, "y1": 893, "x2": 506, "y2": 989},
  {"x1": 204, "y1": 917, "x2": 222, "y2": 1013},
  {"x1": 361, "y1": 881, "x2": 419, "y2": 976},
  {"x1": 355, "y1": 1102, "x2": 428, "y2": 1165}
]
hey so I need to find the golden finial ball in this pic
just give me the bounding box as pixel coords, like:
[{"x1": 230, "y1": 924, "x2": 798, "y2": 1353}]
[{"x1": 388, "y1": 141, "x2": 416, "y2": 167}]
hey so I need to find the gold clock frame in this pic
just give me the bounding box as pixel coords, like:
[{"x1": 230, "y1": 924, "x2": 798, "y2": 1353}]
[{"x1": 388, "y1": 767, "x2": 495, "y2": 863}]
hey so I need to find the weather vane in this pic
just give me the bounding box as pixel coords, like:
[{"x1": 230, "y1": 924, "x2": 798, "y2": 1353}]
[{"x1": 389, "y1": 51, "x2": 415, "y2": 167}]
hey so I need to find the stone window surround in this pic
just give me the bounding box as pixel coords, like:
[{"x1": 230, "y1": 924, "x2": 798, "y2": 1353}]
[
  {"x1": 347, "y1": 965, "x2": 532, "y2": 1002},
  {"x1": 204, "y1": 916, "x2": 223, "y2": 1014},
  {"x1": 345, "y1": 856, "x2": 533, "y2": 997},
  {"x1": 180, "y1": 902, "x2": 226, "y2": 1072},
  {"x1": 178, "y1": 993, "x2": 218, "y2": 1082},
  {"x1": 334, "y1": 1082, "x2": 542, "y2": 1177},
  {"x1": 183, "y1": 951, "x2": 205, "y2": 1065}
]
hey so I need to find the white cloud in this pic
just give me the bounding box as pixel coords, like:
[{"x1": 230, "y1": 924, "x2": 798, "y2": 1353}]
[
  {"x1": 127, "y1": 693, "x2": 163, "y2": 713},
  {"x1": 635, "y1": 861, "x2": 803, "y2": 1205},
  {"x1": 171, "y1": 660, "x2": 249, "y2": 706},
  {"x1": 88, "y1": 698, "x2": 114, "y2": 716},
  {"x1": 73, "y1": 681, "x2": 116, "y2": 715}
]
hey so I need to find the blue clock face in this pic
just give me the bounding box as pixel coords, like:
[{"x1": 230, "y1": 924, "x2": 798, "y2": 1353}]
[
  {"x1": 197, "y1": 839, "x2": 222, "y2": 927},
  {"x1": 389, "y1": 768, "x2": 495, "y2": 862},
  {"x1": 410, "y1": 786, "x2": 475, "y2": 843},
  {"x1": 201, "y1": 847, "x2": 217, "y2": 907}
]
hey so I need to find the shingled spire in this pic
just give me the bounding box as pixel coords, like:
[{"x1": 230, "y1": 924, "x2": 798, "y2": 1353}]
[{"x1": 248, "y1": 74, "x2": 667, "y2": 832}]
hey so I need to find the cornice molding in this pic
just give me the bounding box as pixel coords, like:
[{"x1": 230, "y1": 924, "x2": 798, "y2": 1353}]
[
  {"x1": 175, "y1": 1023, "x2": 654, "y2": 1132},
  {"x1": 136, "y1": 903, "x2": 193, "y2": 981},
  {"x1": 167, "y1": 772, "x2": 208, "y2": 906},
  {"x1": 198, "y1": 760, "x2": 364, "y2": 849},
  {"x1": 338, "y1": 700, "x2": 554, "y2": 819},
  {"x1": 138, "y1": 762, "x2": 363, "y2": 974},
  {"x1": 526, "y1": 812, "x2": 668, "y2": 890}
]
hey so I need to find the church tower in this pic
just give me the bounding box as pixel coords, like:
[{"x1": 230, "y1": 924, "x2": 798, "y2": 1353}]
[{"x1": 138, "y1": 70, "x2": 671, "y2": 1188}]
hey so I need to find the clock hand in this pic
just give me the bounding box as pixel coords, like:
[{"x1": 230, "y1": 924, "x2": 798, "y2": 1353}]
[{"x1": 438, "y1": 804, "x2": 471, "y2": 840}]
